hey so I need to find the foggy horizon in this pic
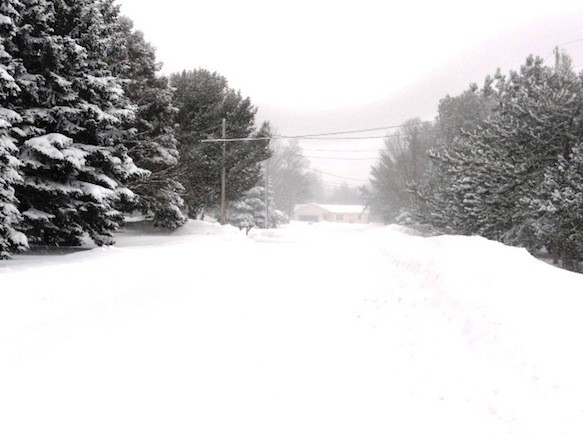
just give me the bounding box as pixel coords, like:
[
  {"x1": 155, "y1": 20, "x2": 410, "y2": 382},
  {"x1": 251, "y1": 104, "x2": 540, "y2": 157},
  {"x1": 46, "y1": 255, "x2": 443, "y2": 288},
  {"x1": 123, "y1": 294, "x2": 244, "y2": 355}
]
[{"x1": 115, "y1": 1, "x2": 583, "y2": 187}]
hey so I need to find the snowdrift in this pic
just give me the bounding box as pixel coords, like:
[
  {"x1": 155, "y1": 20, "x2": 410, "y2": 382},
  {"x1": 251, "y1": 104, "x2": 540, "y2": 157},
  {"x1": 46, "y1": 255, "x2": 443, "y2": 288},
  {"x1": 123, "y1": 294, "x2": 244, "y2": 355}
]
[{"x1": 1, "y1": 221, "x2": 582, "y2": 437}]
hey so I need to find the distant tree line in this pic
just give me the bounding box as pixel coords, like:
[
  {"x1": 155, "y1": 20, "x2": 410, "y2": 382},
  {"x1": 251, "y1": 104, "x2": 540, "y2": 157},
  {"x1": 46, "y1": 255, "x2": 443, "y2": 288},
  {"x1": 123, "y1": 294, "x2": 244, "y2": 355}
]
[
  {"x1": 367, "y1": 53, "x2": 583, "y2": 271},
  {"x1": 0, "y1": 0, "x2": 289, "y2": 259}
]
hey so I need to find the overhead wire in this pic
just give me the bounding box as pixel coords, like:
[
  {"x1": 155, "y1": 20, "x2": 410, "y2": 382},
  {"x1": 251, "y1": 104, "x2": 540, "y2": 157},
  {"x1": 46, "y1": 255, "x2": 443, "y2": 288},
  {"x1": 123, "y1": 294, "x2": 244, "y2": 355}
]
[
  {"x1": 202, "y1": 35, "x2": 583, "y2": 144},
  {"x1": 311, "y1": 169, "x2": 368, "y2": 182},
  {"x1": 202, "y1": 134, "x2": 398, "y2": 142},
  {"x1": 278, "y1": 120, "x2": 427, "y2": 138},
  {"x1": 544, "y1": 35, "x2": 583, "y2": 62},
  {"x1": 558, "y1": 37, "x2": 583, "y2": 47},
  {"x1": 303, "y1": 155, "x2": 378, "y2": 160},
  {"x1": 302, "y1": 148, "x2": 383, "y2": 152},
  {"x1": 200, "y1": 122, "x2": 423, "y2": 143}
]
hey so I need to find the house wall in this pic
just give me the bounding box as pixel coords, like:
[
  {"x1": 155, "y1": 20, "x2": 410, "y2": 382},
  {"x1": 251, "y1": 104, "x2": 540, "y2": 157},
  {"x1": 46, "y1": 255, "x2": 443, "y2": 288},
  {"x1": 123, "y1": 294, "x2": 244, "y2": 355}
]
[
  {"x1": 294, "y1": 204, "x2": 327, "y2": 222},
  {"x1": 294, "y1": 204, "x2": 370, "y2": 223},
  {"x1": 325, "y1": 212, "x2": 369, "y2": 224}
]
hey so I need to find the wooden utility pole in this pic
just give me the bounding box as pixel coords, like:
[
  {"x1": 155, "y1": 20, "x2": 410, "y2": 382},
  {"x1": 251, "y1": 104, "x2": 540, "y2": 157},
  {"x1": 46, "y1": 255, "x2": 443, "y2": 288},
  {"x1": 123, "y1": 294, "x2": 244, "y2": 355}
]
[
  {"x1": 220, "y1": 118, "x2": 227, "y2": 225},
  {"x1": 264, "y1": 160, "x2": 269, "y2": 228}
]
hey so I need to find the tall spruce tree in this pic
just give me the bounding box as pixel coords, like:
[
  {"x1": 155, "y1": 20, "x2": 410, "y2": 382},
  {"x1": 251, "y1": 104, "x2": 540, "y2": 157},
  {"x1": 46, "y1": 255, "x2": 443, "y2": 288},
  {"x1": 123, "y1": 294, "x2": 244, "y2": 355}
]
[
  {"x1": 111, "y1": 17, "x2": 186, "y2": 229},
  {"x1": 0, "y1": 0, "x2": 28, "y2": 258},
  {"x1": 170, "y1": 69, "x2": 271, "y2": 217},
  {"x1": 10, "y1": 0, "x2": 147, "y2": 246}
]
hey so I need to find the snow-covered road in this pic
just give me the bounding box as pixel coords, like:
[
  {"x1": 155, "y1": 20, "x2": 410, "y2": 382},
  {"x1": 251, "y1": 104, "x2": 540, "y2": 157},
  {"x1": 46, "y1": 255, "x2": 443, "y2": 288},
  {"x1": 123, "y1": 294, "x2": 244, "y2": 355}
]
[{"x1": 1, "y1": 221, "x2": 583, "y2": 437}]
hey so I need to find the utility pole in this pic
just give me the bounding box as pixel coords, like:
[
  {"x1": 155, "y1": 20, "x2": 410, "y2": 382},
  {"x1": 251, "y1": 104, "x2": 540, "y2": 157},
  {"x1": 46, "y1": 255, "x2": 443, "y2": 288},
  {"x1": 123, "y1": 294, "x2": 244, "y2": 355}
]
[
  {"x1": 220, "y1": 118, "x2": 227, "y2": 225},
  {"x1": 264, "y1": 159, "x2": 269, "y2": 228}
]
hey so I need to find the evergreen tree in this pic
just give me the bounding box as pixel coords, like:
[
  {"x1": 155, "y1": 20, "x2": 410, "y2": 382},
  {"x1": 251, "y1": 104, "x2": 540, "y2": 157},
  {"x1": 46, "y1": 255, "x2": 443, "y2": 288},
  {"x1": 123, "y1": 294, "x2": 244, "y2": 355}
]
[
  {"x1": 112, "y1": 17, "x2": 186, "y2": 229},
  {"x1": 10, "y1": 0, "x2": 147, "y2": 246},
  {"x1": 411, "y1": 86, "x2": 493, "y2": 231},
  {"x1": 520, "y1": 55, "x2": 583, "y2": 270},
  {"x1": 0, "y1": 0, "x2": 28, "y2": 258},
  {"x1": 436, "y1": 83, "x2": 494, "y2": 145},
  {"x1": 417, "y1": 54, "x2": 583, "y2": 270},
  {"x1": 170, "y1": 69, "x2": 271, "y2": 216},
  {"x1": 533, "y1": 143, "x2": 583, "y2": 271},
  {"x1": 460, "y1": 56, "x2": 583, "y2": 249},
  {"x1": 227, "y1": 182, "x2": 287, "y2": 233}
]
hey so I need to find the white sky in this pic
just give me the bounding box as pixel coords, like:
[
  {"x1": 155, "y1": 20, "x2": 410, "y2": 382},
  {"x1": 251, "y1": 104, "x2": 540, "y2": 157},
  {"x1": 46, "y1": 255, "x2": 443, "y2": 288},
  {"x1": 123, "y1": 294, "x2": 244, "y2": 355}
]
[{"x1": 116, "y1": 0, "x2": 583, "y2": 187}]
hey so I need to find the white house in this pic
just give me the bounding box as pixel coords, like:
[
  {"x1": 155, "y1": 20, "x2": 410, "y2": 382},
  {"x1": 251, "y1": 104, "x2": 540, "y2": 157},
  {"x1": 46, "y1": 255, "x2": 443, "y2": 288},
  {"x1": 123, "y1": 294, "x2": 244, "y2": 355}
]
[{"x1": 294, "y1": 203, "x2": 369, "y2": 224}]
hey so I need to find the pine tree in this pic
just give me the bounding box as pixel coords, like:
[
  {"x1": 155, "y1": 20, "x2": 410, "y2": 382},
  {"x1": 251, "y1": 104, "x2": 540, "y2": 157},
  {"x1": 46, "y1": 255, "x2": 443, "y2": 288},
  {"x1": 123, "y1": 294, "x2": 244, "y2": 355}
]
[
  {"x1": 462, "y1": 56, "x2": 583, "y2": 249},
  {"x1": 10, "y1": 0, "x2": 147, "y2": 246},
  {"x1": 170, "y1": 69, "x2": 271, "y2": 217},
  {"x1": 523, "y1": 55, "x2": 583, "y2": 270},
  {"x1": 0, "y1": 0, "x2": 28, "y2": 258},
  {"x1": 227, "y1": 182, "x2": 286, "y2": 233},
  {"x1": 111, "y1": 17, "x2": 186, "y2": 229},
  {"x1": 418, "y1": 54, "x2": 583, "y2": 270},
  {"x1": 412, "y1": 85, "x2": 494, "y2": 232},
  {"x1": 227, "y1": 186, "x2": 265, "y2": 234},
  {"x1": 533, "y1": 143, "x2": 583, "y2": 271}
]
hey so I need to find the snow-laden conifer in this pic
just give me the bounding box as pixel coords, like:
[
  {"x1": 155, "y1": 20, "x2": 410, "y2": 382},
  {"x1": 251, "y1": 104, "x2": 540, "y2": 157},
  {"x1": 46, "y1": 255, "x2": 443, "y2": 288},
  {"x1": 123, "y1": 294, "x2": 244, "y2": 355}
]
[
  {"x1": 227, "y1": 184, "x2": 287, "y2": 233},
  {"x1": 418, "y1": 55, "x2": 583, "y2": 269},
  {"x1": 112, "y1": 17, "x2": 187, "y2": 229},
  {"x1": 0, "y1": 0, "x2": 28, "y2": 258},
  {"x1": 11, "y1": 0, "x2": 147, "y2": 246},
  {"x1": 170, "y1": 70, "x2": 272, "y2": 216}
]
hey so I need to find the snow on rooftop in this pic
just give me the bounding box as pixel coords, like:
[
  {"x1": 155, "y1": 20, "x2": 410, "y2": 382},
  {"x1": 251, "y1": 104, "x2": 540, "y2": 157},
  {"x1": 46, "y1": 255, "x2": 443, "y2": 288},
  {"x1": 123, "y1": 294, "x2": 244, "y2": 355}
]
[
  {"x1": 294, "y1": 202, "x2": 367, "y2": 214},
  {"x1": 318, "y1": 204, "x2": 366, "y2": 214}
]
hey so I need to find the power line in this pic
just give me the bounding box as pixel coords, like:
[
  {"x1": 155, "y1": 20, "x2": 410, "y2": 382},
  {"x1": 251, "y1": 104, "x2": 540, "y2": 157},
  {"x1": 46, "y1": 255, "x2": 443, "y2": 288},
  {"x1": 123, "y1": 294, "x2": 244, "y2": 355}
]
[
  {"x1": 202, "y1": 134, "x2": 394, "y2": 143},
  {"x1": 283, "y1": 120, "x2": 428, "y2": 138},
  {"x1": 303, "y1": 155, "x2": 378, "y2": 160},
  {"x1": 200, "y1": 122, "x2": 426, "y2": 143},
  {"x1": 558, "y1": 37, "x2": 583, "y2": 47},
  {"x1": 311, "y1": 169, "x2": 368, "y2": 182},
  {"x1": 302, "y1": 148, "x2": 382, "y2": 152},
  {"x1": 544, "y1": 36, "x2": 583, "y2": 62},
  {"x1": 319, "y1": 181, "x2": 364, "y2": 188}
]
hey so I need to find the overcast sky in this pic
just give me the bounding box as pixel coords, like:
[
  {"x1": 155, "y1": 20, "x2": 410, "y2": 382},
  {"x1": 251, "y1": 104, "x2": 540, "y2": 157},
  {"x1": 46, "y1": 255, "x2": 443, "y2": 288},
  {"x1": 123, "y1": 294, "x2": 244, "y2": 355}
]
[{"x1": 116, "y1": 0, "x2": 583, "y2": 187}]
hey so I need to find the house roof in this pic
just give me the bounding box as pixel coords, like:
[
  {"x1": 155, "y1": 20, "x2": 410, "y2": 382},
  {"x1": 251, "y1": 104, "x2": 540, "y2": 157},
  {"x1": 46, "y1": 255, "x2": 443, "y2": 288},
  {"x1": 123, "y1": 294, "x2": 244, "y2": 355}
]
[
  {"x1": 295, "y1": 203, "x2": 367, "y2": 214},
  {"x1": 319, "y1": 204, "x2": 367, "y2": 214}
]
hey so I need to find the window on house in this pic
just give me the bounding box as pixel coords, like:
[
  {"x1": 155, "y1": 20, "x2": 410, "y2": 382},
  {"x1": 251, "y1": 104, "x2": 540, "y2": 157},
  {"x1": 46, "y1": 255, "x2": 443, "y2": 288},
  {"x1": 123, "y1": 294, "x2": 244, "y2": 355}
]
[{"x1": 336, "y1": 214, "x2": 344, "y2": 221}]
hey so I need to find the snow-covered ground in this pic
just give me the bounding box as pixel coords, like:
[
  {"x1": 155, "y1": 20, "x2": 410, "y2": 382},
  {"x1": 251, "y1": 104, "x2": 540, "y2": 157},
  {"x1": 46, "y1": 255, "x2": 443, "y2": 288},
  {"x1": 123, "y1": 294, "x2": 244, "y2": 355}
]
[{"x1": 1, "y1": 221, "x2": 583, "y2": 437}]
